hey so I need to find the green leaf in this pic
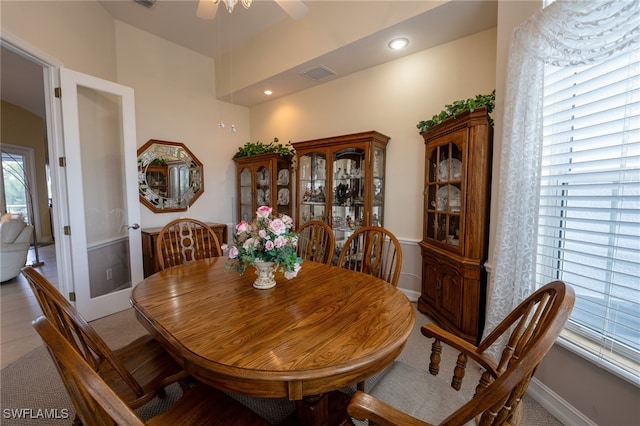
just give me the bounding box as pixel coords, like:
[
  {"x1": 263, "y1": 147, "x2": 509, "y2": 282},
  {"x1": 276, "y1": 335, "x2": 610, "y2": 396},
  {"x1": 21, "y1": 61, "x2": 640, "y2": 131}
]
[{"x1": 417, "y1": 90, "x2": 495, "y2": 133}]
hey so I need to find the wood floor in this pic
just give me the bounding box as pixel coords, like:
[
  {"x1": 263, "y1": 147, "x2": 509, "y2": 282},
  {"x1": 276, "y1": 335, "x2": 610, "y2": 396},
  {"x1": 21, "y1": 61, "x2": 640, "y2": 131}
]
[{"x1": 0, "y1": 244, "x2": 56, "y2": 369}]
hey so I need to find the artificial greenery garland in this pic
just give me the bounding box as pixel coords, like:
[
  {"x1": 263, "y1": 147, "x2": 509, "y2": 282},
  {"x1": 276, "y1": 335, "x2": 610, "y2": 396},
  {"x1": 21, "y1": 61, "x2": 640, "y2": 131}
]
[
  {"x1": 417, "y1": 90, "x2": 495, "y2": 133},
  {"x1": 233, "y1": 137, "x2": 295, "y2": 159}
]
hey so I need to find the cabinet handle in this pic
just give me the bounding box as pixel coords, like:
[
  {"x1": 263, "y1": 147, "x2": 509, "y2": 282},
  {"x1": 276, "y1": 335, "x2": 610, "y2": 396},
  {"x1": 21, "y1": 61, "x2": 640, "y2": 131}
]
[{"x1": 435, "y1": 279, "x2": 442, "y2": 290}]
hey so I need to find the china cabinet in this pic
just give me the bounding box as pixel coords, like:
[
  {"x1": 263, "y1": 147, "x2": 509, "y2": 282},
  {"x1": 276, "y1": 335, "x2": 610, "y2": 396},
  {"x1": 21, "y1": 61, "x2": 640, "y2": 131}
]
[
  {"x1": 145, "y1": 165, "x2": 168, "y2": 198},
  {"x1": 292, "y1": 131, "x2": 389, "y2": 261},
  {"x1": 418, "y1": 108, "x2": 492, "y2": 344},
  {"x1": 233, "y1": 153, "x2": 292, "y2": 223}
]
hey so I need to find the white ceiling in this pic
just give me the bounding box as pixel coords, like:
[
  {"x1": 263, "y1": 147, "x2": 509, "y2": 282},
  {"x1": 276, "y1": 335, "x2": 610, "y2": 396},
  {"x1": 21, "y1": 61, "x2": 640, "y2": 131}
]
[{"x1": 1, "y1": 0, "x2": 497, "y2": 118}]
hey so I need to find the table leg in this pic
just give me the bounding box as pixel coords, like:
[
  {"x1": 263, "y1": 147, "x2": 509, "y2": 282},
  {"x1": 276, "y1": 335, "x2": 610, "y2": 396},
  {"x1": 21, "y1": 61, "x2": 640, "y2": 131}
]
[
  {"x1": 287, "y1": 391, "x2": 352, "y2": 426},
  {"x1": 295, "y1": 393, "x2": 328, "y2": 425}
]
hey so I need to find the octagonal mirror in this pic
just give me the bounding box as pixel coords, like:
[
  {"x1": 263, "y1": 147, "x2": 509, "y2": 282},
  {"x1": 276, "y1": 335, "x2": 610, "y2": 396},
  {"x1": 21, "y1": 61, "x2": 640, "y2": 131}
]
[{"x1": 137, "y1": 139, "x2": 203, "y2": 212}]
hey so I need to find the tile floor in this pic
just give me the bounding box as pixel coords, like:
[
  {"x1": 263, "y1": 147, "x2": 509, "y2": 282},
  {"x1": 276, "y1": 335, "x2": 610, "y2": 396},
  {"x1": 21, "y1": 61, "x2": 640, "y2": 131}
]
[{"x1": 0, "y1": 244, "x2": 57, "y2": 369}]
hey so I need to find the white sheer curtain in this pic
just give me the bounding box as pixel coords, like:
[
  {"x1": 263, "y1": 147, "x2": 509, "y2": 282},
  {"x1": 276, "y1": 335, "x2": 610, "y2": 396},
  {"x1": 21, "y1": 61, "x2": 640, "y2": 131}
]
[{"x1": 485, "y1": 0, "x2": 639, "y2": 339}]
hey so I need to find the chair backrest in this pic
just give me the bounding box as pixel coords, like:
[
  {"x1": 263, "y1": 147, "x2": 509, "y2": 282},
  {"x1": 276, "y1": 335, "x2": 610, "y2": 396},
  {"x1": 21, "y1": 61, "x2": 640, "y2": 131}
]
[
  {"x1": 349, "y1": 281, "x2": 574, "y2": 426},
  {"x1": 155, "y1": 218, "x2": 222, "y2": 271},
  {"x1": 21, "y1": 267, "x2": 146, "y2": 398},
  {"x1": 296, "y1": 220, "x2": 335, "y2": 265},
  {"x1": 433, "y1": 280, "x2": 575, "y2": 425},
  {"x1": 336, "y1": 226, "x2": 402, "y2": 287},
  {"x1": 32, "y1": 315, "x2": 146, "y2": 426}
]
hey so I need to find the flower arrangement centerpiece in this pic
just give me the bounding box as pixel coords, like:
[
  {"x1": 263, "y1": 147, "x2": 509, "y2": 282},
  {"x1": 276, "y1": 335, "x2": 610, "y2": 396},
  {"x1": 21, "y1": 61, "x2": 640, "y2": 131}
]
[{"x1": 222, "y1": 206, "x2": 302, "y2": 288}]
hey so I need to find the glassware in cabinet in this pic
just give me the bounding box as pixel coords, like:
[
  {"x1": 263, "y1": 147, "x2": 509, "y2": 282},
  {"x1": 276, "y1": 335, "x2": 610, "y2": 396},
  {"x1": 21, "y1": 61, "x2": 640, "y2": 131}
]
[
  {"x1": 293, "y1": 131, "x2": 390, "y2": 261},
  {"x1": 425, "y1": 140, "x2": 463, "y2": 251},
  {"x1": 233, "y1": 153, "x2": 292, "y2": 224}
]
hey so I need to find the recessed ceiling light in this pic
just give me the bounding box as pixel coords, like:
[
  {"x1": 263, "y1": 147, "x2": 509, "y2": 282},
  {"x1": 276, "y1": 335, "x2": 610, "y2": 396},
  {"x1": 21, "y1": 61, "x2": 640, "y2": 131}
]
[
  {"x1": 264, "y1": 90, "x2": 273, "y2": 96},
  {"x1": 388, "y1": 37, "x2": 409, "y2": 50}
]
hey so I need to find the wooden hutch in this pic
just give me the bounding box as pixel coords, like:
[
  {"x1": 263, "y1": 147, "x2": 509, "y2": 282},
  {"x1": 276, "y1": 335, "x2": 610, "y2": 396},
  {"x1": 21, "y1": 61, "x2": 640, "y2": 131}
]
[{"x1": 418, "y1": 108, "x2": 493, "y2": 344}]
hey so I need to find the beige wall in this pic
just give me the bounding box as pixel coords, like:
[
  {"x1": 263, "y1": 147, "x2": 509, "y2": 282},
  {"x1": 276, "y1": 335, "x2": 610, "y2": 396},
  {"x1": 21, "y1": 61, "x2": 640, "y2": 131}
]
[
  {"x1": 1, "y1": 0, "x2": 117, "y2": 81},
  {"x1": 113, "y1": 21, "x2": 250, "y2": 228},
  {"x1": 0, "y1": 101, "x2": 52, "y2": 241},
  {"x1": 250, "y1": 28, "x2": 497, "y2": 242}
]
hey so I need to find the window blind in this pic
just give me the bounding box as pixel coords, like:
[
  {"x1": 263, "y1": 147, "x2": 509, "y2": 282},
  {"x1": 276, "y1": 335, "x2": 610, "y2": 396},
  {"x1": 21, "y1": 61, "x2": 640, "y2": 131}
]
[{"x1": 538, "y1": 46, "x2": 640, "y2": 384}]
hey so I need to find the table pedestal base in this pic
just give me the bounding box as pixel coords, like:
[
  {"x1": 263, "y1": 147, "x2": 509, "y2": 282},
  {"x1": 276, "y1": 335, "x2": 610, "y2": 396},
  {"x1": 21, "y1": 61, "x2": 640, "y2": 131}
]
[{"x1": 281, "y1": 391, "x2": 353, "y2": 426}]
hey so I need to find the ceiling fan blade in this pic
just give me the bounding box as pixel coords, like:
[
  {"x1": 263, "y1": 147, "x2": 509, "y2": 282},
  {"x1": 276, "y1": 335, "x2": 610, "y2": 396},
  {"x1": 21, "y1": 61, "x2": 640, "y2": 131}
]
[
  {"x1": 274, "y1": 0, "x2": 308, "y2": 20},
  {"x1": 196, "y1": 0, "x2": 218, "y2": 20}
]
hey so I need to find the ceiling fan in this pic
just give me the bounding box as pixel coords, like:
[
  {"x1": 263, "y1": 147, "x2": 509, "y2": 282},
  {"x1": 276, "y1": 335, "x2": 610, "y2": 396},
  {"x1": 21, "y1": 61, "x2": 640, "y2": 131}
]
[{"x1": 196, "y1": 0, "x2": 308, "y2": 20}]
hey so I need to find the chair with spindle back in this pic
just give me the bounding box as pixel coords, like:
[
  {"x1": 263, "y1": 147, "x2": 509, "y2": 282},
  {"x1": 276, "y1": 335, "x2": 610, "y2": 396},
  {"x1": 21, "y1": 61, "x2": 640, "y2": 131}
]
[
  {"x1": 155, "y1": 218, "x2": 222, "y2": 271},
  {"x1": 22, "y1": 266, "x2": 189, "y2": 420},
  {"x1": 296, "y1": 220, "x2": 335, "y2": 265},
  {"x1": 348, "y1": 280, "x2": 575, "y2": 426},
  {"x1": 337, "y1": 226, "x2": 402, "y2": 287},
  {"x1": 32, "y1": 315, "x2": 271, "y2": 426}
]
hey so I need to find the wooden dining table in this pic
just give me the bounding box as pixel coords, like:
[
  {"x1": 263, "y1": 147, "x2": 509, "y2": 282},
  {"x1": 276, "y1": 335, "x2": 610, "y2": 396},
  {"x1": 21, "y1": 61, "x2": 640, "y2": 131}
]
[{"x1": 130, "y1": 257, "x2": 415, "y2": 426}]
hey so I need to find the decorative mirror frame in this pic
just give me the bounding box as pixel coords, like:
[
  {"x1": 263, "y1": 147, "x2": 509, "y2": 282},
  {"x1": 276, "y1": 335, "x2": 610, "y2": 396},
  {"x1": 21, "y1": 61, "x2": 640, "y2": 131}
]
[{"x1": 137, "y1": 139, "x2": 204, "y2": 213}]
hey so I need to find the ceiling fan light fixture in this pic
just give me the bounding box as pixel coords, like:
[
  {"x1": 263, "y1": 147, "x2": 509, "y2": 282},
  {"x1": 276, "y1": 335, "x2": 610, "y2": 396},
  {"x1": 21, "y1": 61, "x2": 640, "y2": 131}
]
[{"x1": 220, "y1": 0, "x2": 252, "y2": 14}]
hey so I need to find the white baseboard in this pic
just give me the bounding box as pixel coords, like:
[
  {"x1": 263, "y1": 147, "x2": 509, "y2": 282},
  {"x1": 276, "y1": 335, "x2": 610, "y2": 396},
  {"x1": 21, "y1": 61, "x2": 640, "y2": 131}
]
[
  {"x1": 527, "y1": 377, "x2": 596, "y2": 426},
  {"x1": 399, "y1": 288, "x2": 420, "y2": 302}
]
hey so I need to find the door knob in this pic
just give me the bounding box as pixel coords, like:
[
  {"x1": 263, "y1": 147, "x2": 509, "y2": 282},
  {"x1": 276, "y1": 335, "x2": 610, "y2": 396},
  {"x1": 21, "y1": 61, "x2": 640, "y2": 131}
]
[{"x1": 122, "y1": 223, "x2": 140, "y2": 230}]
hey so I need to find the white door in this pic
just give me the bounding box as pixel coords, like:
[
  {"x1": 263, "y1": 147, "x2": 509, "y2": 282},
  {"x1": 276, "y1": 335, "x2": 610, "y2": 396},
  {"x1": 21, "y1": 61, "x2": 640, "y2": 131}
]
[{"x1": 59, "y1": 67, "x2": 142, "y2": 321}]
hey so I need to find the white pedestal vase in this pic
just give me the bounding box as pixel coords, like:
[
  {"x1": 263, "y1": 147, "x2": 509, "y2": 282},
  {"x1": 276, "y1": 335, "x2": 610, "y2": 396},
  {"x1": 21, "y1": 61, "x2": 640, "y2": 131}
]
[{"x1": 253, "y1": 260, "x2": 276, "y2": 289}]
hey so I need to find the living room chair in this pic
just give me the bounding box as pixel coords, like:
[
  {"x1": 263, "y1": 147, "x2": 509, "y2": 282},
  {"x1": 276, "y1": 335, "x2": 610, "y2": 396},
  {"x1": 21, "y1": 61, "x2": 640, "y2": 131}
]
[
  {"x1": 337, "y1": 226, "x2": 402, "y2": 287},
  {"x1": 32, "y1": 315, "x2": 271, "y2": 425},
  {"x1": 0, "y1": 215, "x2": 33, "y2": 282},
  {"x1": 296, "y1": 220, "x2": 335, "y2": 265},
  {"x1": 155, "y1": 218, "x2": 222, "y2": 271},
  {"x1": 21, "y1": 267, "x2": 189, "y2": 415},
  {"x1": 347, "y1": 280, "x2": 575, "y2": 426}
]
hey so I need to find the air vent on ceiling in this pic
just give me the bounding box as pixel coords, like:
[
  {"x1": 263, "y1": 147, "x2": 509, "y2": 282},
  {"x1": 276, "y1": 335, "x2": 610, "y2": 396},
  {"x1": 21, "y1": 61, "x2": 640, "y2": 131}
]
[
  {"x1": 135, "y1": 0, "x2": 156, "y2": 8},
  {"x1": 302, "y1": 65, "x2": 336, "y2": 81}
]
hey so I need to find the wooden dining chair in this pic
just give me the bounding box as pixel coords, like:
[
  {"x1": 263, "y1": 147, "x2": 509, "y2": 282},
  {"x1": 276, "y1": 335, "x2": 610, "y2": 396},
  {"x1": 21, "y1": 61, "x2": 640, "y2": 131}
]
[
  {"x1": 296, "y1": 220, "x2": 335, "y2": 265},
  {"x1": 337, "y1": 226, "x2": 402, "y2": 287},
  {"x1": 32, "y1": 315, "x2": 271, "y2": 426},
  {"x1": 21, "y1": 267, "x2": 189, "y2": 416},
  {"x1": 348, "y1": 280, "x2": 575, "y2": 426},
  {"x1": 155, "y1": 218, "x2": 222, "y2": 271}
]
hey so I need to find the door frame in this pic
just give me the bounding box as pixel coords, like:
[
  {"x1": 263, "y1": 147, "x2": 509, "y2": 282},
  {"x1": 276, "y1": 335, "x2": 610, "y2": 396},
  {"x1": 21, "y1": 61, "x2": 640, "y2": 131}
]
[{"x1": 1, "y1": 31, "x2": 74, "y2": 299}]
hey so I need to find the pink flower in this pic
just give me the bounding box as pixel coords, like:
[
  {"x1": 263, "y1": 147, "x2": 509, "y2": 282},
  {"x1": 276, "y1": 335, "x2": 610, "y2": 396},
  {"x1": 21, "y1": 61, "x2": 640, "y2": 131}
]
[
  {"x1": 243, "y1": 238, "x2": 255, "y2": 250},
  {"x1": 236, "y1": 220, "x2": 250, "y2": 233},
  {"x1": 281, "y1": 214, "x2": 294, "y2": 228},
  {"x1": 274, "y1": 236, "x2": 285, "y2": 248},
  {"x1": 228, "y1": 246, "x2": 239, "y2": 259},
  {"x1": 269, "y1": 218, "x2": 286, "y2": 235},
  {"x1": 256, "y1": 206, "x2": 272, "y2": 218},
  {"x1": 265, "y1": 240, "x2": 275, "y2": 250},
  {"x1": 259, "y1": 229, "x2": 267, "y2": 239},
  {"x1": 284, "y1": 263, "x2": 302, "y2": 280}
]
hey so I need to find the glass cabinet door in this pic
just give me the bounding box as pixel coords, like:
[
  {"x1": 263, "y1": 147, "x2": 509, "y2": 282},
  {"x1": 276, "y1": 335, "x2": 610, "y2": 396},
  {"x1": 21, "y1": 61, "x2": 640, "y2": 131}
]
[
  {"x1": 332, "y1": 147, "x2": 366, "y2": 245},
  {"x1": 239, "y1": 167, "x2": 252, "y2": 222},
  {"x1": 255, "y1": 165, "x2": 270, "y2": 208},
  {"x1": 298, "y1": 152, "x2": 327, "y2": 225},
  {"x1": 426, "y1": 141, "x2": 462, "y2": 250},
  {"x1": 275, "y1": 163, "x2": 291, "y2": 216},
  {"x1": 372, "y1": 147, "x2": 385, "y2": 227}
]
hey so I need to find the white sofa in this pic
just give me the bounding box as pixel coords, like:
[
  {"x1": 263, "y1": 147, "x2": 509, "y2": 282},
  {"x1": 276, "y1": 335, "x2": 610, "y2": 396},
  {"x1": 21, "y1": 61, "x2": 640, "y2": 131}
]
[{"x1": 1, "y1": 215, "x2": 34, "y2": 282}]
